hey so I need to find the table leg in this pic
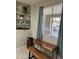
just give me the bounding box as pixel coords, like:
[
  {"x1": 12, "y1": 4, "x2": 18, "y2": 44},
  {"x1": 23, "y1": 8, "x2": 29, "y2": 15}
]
[{"x1": 28, "y1": 51, "x2": 31, "y2": 59}]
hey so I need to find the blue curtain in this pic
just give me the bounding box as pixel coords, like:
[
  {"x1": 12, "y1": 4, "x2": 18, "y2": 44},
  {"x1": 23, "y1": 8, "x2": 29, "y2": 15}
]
[
  {"x1": 57, "y1": 8, "x2": 63, "y2": 57},
  {"x1": 37, "y1": 7, "x2": 43, "y2": 39}
]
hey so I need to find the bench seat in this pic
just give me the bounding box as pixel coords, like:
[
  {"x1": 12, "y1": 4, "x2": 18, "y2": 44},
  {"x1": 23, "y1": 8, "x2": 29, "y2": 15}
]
[{"x1": 28, "y1": 46, "x2": 51, "y2": 59}]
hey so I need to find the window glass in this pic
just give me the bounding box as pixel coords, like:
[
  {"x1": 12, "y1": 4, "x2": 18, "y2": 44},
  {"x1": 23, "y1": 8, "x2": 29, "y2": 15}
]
[
  {"x1": 53, "y1": 4, "x2": 62, "y2": 14},
  {"x1": 53, "y1": 17, "x2": 61, "y2": 21},
  {"x1": 52, "y1": 17, "x2": 61, "y2": 37},
  {"x1": 43, "y1": 3, "x2": 62, "y2": 38}
]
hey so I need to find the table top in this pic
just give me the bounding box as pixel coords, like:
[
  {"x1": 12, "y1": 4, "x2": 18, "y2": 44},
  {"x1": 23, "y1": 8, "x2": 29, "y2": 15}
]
[{"x1": 33, "y1": 39, "x2": 57, "y2": 52}]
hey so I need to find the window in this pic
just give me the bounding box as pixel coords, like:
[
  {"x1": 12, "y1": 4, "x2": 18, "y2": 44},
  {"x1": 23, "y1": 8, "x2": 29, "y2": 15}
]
[{"x1": 43, "y1": 3, "x2": 62, "y2": 38}]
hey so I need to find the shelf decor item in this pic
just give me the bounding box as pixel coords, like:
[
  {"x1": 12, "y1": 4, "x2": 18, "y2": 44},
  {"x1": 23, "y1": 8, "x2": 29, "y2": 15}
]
[{"x1": 16, "y1": 19, "x2": 30, "y2": 30}]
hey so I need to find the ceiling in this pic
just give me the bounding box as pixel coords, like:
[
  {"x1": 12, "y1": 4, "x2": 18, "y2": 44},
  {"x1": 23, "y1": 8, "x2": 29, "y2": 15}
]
[{"x1": 16, "y1": 0, "x2": 55, "y2": 5}]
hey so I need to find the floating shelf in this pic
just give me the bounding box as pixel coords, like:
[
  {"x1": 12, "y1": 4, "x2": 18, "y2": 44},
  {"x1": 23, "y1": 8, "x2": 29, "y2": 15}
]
[{"x1": 16, "y1": 2, "x2": 31, "y2": 30}]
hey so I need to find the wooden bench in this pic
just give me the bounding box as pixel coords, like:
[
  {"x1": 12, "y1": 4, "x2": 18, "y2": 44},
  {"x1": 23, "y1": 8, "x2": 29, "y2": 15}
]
[{"x1": 28, "y1": 46, "x2": 51, "y2": 59}]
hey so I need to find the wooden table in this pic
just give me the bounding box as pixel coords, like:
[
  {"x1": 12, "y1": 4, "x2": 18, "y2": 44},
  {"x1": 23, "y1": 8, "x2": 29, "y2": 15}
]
[{"x1": 34, "y1": 39, "x2": 57, "y2": 52}]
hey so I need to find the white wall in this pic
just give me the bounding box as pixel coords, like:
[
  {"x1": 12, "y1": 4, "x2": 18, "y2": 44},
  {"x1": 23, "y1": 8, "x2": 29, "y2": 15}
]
[
  {"x1": 31, "y1": 0, "x2": 63, "y2": 44},
  {"x1": 16, "y1": 30, "x2": 32, "y2": 48},
  {"x1": 31, "y1": 6, "x2": 39, "y2": 39}
]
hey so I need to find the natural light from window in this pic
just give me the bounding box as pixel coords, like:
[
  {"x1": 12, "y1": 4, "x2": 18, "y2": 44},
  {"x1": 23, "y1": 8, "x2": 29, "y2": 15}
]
[{"x1": 43, "y1": 3, "x2": 62, "y2": 38}]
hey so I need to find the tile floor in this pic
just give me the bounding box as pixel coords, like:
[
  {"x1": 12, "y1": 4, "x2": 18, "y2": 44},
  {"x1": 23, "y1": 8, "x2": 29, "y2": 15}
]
[{"x1": 16, "y1": 46, "x2": 29, "y2": 59}]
